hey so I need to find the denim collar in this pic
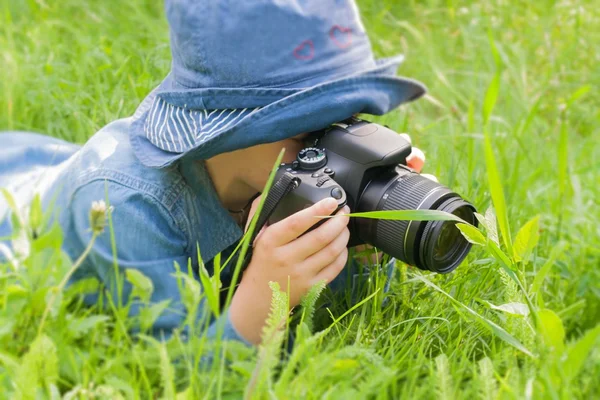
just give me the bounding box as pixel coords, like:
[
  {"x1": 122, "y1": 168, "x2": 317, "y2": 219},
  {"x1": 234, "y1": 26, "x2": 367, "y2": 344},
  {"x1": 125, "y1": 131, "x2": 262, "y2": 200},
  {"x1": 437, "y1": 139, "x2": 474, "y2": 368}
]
[{"x1": 178, "y1": 158, "x2": 243, "y2": 264}]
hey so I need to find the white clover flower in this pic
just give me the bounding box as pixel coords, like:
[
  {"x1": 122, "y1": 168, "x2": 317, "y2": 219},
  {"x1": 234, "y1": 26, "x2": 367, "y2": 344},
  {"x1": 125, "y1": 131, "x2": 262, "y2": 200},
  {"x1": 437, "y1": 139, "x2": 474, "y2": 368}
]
[{"x1": 89, "y1": 200, "x2": 113, "y2": 234}]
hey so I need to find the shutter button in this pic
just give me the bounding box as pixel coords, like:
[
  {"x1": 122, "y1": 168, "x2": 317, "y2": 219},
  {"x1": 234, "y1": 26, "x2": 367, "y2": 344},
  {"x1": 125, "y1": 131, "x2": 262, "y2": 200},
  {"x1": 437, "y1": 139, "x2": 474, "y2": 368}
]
[{"x1": 330, "y1": 187, "x2": 343, "y2": 200}]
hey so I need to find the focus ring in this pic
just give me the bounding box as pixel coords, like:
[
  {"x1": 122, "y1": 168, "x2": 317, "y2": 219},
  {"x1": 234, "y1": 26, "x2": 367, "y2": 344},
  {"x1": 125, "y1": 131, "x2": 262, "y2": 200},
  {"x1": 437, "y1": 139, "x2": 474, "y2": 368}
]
[{"x1": 375, "y1": 175, "x2": 442, "y2": 263}]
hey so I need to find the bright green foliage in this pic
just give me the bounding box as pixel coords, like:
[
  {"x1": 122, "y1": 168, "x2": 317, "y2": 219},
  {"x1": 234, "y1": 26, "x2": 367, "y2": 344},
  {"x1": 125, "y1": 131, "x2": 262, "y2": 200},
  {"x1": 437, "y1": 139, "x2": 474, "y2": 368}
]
[
  {"x1": 435, "y1": 353, "x2": 454, "y2": 400},
  {"x1": 245, "y1": 282, "x2": 289, "y2": 399},
  {"x1": 15, "y1": 334, "x2": 59, "y2": 399},
  {"x1": 477, "y1": 357, "x2": 497, "y2": 400},
  {"x1": 126, "y1": 268, "x2": 154, "y2": 303},
  {"x1": 299, "y1": 279, "x2": 328, "y2": 333},
  {"x1": 1, "y1": 0, "x2": 599, "y2": 398},
  {"x1": 513, "y1": 216, "x2": 540, "y2": 263}
]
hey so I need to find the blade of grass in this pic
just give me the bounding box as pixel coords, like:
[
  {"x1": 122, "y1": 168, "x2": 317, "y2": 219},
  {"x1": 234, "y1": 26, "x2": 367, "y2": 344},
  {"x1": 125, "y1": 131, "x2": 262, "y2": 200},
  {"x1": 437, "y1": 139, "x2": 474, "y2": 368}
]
[
  {"x1": 223, "y1": 148, "x2": 286, "y2": 309},
  {"x1": 415, "y1": 275, "x2": 534, "y2": 358},
  {"x1": 484, "y1": 127, "x2": 513, "y2": 255},
  {"x1": 482, "y1": 72, "x2": 500, "y2": 127}
]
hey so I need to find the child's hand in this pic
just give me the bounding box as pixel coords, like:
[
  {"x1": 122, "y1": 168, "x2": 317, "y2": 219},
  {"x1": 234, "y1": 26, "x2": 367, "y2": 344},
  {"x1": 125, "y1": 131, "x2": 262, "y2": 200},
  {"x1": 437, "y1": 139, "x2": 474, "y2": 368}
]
[{"x1": 230, "y1": 197, "x2": 349, "y2": 345}]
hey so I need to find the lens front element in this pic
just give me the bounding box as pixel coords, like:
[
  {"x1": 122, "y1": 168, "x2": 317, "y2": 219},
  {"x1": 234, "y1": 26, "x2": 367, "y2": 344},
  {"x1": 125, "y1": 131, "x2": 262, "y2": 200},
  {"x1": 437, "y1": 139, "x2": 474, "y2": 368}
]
[{"x1": 420, "y1": 199, "x2": 476, "y2": 273}]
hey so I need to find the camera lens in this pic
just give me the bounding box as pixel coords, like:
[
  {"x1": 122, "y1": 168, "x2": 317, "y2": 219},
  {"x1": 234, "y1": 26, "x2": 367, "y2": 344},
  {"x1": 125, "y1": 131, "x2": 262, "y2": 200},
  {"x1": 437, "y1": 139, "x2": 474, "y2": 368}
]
[{"x1": 356, "y1": 169, "x2": 476, "y2": 273}]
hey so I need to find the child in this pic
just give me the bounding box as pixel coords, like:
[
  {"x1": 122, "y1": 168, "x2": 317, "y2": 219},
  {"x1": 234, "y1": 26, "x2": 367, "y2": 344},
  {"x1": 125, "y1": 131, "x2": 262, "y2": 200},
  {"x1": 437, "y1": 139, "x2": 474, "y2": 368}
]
[{"x1": 0, "y1": 0, "x2": 427, "y2": 345}]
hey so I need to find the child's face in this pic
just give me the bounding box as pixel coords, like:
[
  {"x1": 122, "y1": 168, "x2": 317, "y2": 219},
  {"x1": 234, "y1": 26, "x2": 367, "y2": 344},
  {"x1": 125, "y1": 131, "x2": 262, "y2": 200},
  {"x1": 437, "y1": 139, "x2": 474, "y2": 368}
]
[{"x1": 242, "y1": 133, "x2": 309, "y2": 192}]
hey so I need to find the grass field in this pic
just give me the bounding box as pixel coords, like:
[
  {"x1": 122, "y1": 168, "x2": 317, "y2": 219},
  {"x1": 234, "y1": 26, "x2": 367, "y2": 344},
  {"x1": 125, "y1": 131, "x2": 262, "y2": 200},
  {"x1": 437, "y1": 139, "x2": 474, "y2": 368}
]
[{"x1": 1, "y1": 0, "x2": 599, "y2": 398}]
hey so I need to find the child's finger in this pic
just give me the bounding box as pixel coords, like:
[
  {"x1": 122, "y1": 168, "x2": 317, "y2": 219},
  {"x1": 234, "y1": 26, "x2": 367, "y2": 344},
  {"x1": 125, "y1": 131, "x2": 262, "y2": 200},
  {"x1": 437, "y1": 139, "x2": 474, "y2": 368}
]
[
  {"x1": 263, "y1": 197, "x2": 339, "y2": 246},
  {"x1": 282, "y1": 206, "x2": 349, "y2": 258},
  {"x1": 297, "y1": 226, "x2": 350, "y2": 273},
  {"x1": 312, "y1": 247, "x2": 348, "y2": 285},
  {"x1": 406, "y1": 146, "x2": 425, "y2": 172}
]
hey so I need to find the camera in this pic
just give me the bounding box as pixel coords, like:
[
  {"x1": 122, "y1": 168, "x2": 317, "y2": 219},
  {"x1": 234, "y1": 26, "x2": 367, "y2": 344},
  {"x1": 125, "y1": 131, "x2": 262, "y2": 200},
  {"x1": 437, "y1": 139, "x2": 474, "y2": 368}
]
[{"x1": 267, "y1": 117, "x2": 477, "y2": 274}]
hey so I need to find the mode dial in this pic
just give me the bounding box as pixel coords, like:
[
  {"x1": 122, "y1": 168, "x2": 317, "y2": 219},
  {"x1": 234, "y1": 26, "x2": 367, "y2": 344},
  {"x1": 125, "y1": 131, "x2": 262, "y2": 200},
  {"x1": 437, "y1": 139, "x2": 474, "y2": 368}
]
[{"x1": 297, "y1": 147, "x2": 327, "y2": 170}]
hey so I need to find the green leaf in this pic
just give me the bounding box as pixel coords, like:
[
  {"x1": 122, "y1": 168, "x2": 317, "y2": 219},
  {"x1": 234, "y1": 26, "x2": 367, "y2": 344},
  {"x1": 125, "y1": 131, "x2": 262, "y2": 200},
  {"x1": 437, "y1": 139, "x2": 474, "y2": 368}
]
[
  {"x1": 31, "y1": 222, "x2": 63, "y2": 252},
  {"x1": 415, "y1": 275, "x2": 534, "y2": 357},
  {"x1": 484, "y1": 130, "x2": 513, "y2": 255},
  {"x1": 29, "y1": 193, "x2": 43, "y2": 234},
  {"x1": 456, "y1": 223, "x2": 486, "y2": 246},
  {"x1": 65, "y1": 277, "x2": 100, "y2": 296},
  {"x1": 125, "y1": 269, "x2": 154, "y2": 303},
  {"x1": 484, "y1": 301, "x2": 530, "y2": 317},
  {"x1": 0, "y1": 317, "x2": 16, "y2": 338},
  {"x1": 300, "y1": 279, "x2": 327, "y2": 333},
  {"x1": 435, "y1": 353, "x2": 453, "y2": 400},
  {"x1": 45, "y1": 287, "x2": 63, "y2": 318},
  {"x1": 486, "y1": 241, "x2": 537, "y2": 319},
  {"x1": 343, "y1": 209, "x2": 467, "y2": 223},
  {"x1": 562, "y1": 324, "x2": 600, "y2": 382},
  {"x1": 483, "y1": 72, "x2": 500, "y2": 126},
  {"x1": 0, "y1": 350, "x2": 19, "y2": 372},
  {"x1": 558, "y1": 120, "x2": 571, "y2": 201},
  {"x1": 6, "y1": 284, "x2": 28, "y2": 297},
  {"x1": 477, "y1": 357, "x2": 498, "y2": 400},
  {"x1": 139, "y1": 300, "x2": 171, "y2": 332},
  {"x1": 537, "y1": 309, "x2": 565, "y2": 354},
  {"x1": 68, "y1": 315, "x2": 110, "y2": 338},
  {"x1": 530, "y1": 242, "x2": 567, "y2": 302},
  {"x1": 474, "y1": 207, "x2": 499, "y2": 246},
  {"x1": 564, "y1": 85, "x2": 591, "y2": 110},
  {"x1": 261, "y1": 281, "x2": 289, "y2": 344},
  {"x1": 16, "y1": 334, "x2": 58, "y2": 397},
  {"x1": 197, "y1": 249, "x2": 220, "y2": 318},
  {"x1": 172, "y1": 265, "x2": 202, "y2": 316},
  {"x1": 1, "y1": 188, "x2": 21, "y2": 225},
  {"x1": 513, "y1": 216, "x2": 540, "y2": 263},
  {"x1": 487, "y1": 30, "x2": 502, "y2": 69},
  {"x1": 247, "y1": 282, "x2": 290, "y2": 398},
  {"x1": 140, "y1": 335, "x2": 175, "y2": 399}
]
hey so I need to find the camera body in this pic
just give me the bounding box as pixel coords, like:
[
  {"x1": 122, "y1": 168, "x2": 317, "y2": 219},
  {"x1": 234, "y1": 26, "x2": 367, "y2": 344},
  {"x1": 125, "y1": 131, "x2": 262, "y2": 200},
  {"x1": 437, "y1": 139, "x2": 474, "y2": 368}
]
[
  {"x1": 269, "y1": 117, "x2": 413, "y2": 247},
  {"x1": 268, "y1": 117, "x2": 477, "y2": 273}
]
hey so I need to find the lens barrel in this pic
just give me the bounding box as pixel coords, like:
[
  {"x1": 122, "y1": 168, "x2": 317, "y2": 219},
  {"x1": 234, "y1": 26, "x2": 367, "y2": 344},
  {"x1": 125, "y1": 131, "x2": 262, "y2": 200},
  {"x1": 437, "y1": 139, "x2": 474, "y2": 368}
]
[{"x1": 357, "y1": 169, "x2": 477, "y2": 273}]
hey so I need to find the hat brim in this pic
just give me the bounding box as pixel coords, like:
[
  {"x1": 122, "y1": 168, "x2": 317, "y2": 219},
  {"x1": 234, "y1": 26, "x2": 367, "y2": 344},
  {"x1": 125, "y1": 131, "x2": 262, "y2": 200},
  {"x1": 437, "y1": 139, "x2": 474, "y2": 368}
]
[{"x1": 130, "y1": 55, "x2": 426, "y2": 168}]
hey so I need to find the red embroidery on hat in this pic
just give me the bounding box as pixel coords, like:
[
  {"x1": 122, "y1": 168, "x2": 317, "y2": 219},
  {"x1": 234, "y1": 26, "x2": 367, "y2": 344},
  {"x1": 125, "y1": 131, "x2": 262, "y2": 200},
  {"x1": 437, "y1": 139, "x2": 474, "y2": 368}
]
[
  {"x1": 329, "y1": 25, "x2": 352, "y2": 49},
  {"x1": 293, "y1": 40, "x2": 315, "y2": 60}
]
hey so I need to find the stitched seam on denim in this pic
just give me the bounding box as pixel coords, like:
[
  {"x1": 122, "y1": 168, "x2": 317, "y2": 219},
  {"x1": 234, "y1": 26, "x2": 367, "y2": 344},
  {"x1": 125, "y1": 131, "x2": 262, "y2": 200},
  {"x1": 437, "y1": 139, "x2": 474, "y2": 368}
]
[
  {"x1": 75, "y1": 168, "x2": 185, "y2": 210},
  {"x1": 72, "y1": 171, "x2": 190, "y2": 249},
  {"x1": 69, "y1": 180, "x2": 189, "y2": 260}
]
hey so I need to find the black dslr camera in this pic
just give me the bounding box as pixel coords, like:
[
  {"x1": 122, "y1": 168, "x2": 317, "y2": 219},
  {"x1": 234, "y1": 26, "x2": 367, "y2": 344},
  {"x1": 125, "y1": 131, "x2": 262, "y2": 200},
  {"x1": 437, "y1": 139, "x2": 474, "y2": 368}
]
[{"x1": 267, "y1": 117, "x2": 477, "y2": 274}]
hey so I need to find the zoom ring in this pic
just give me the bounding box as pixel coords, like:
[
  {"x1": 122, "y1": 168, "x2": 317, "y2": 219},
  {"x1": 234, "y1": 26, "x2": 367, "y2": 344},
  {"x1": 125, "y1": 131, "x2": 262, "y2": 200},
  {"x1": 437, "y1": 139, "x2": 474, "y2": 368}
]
[{"x1": 375, "y1": 175, "x2": 443, "y2": 263}]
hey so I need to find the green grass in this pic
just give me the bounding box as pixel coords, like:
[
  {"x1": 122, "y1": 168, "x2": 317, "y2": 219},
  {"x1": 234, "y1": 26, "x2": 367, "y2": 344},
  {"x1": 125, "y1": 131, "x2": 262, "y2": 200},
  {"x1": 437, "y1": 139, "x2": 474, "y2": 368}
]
[{"x1": 1, "y1": 0, "x2": 600, "y2": 398}]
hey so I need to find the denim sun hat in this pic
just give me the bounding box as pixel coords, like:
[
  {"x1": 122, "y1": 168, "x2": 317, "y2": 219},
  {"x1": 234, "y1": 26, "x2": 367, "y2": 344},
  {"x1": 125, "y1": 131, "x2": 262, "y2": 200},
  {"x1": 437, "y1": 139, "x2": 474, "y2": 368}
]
[{"x1": 130, "y1": 0, "x2": 427, "y2": 168}]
